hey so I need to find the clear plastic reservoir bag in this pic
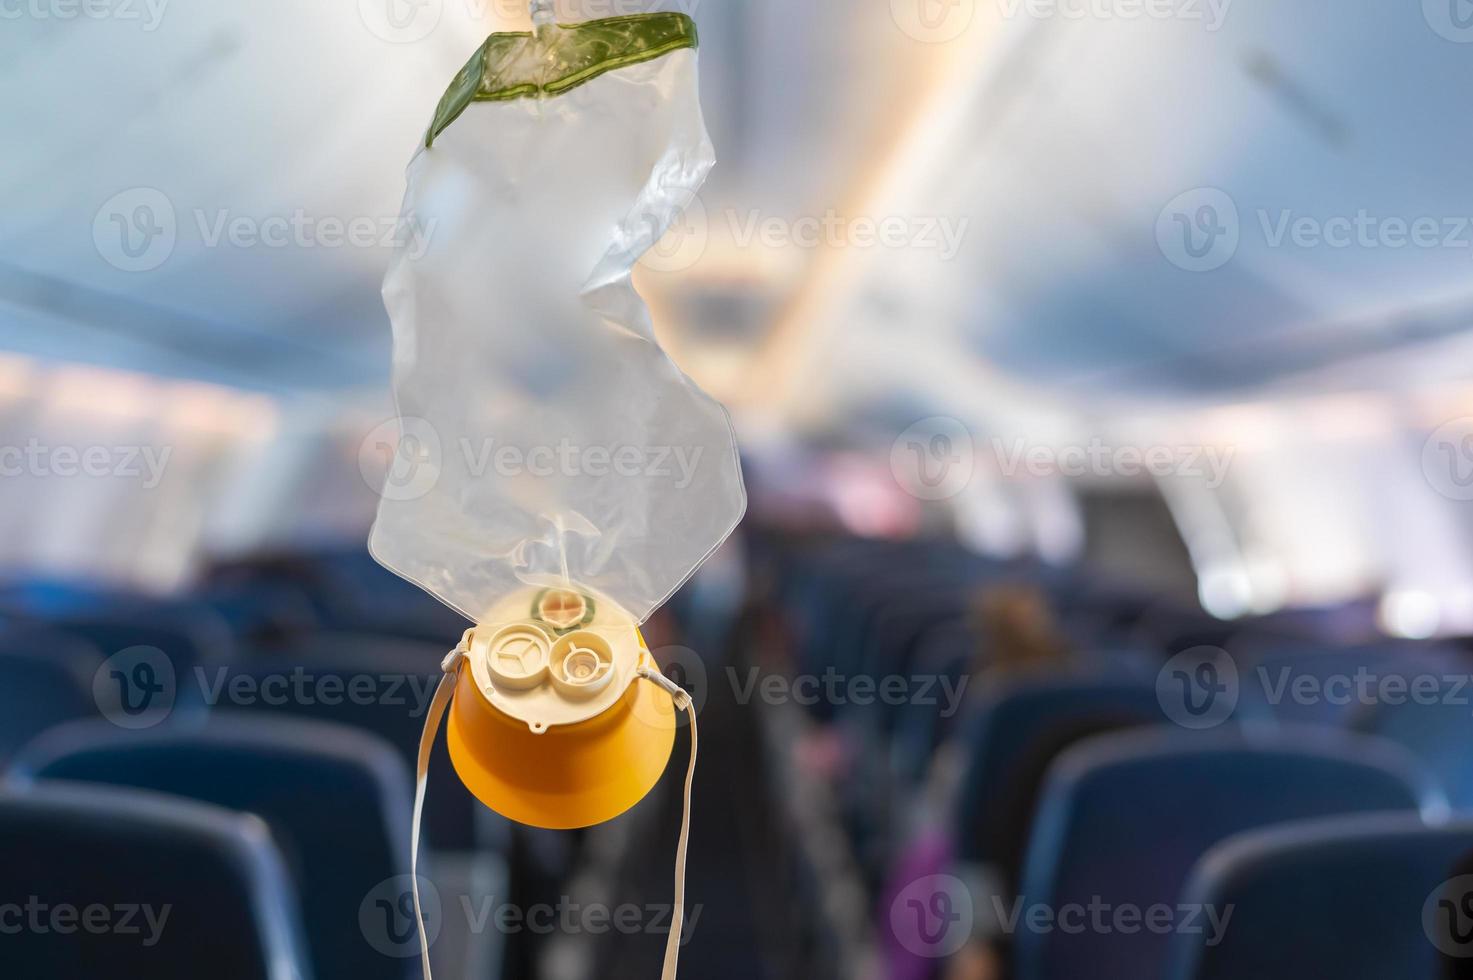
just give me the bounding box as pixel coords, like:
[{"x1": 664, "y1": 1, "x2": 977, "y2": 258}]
[{"x1": 370, "y1": 14, "x2": 745, "y2": 627}]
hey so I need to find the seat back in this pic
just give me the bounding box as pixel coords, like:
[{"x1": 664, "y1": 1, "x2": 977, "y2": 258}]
[
  {"x1": 1357, "y1": 678, "x2": 1473, "y2": 809},
  {"x1": 0, "y1": 783, "x2": 309, "y2": 980},
  {"x1": 12, "y1": 715, "x2": 413, "y2": 980},
  {"x1": 0, "y1": 632, "x2": 100, "y2": 763},
  {"x1": 0, "y1": 578, "x2": 130, "y2": 618},
  {"x1": 1237, "y1": 644, "x2": 1458, "y2": 728},
  {"x1": 889, "y1": 620, "x2": 975, "y2": 780},
  {"x1": 211, "y1": 548, "x2": 467, "y2": 641},
  {"x1": 955, "y1": 671, "x2": 1164, "y2": 868},
  {"x1": 1015, "y1": 728, "x2": 1443, "y2": 980},
  {"x1": 225, "y1": 636, "x2": 477, "y2": 850},
  {"x1": 60, "y1": 610, "x2": 232, "y2": 669},
  {"x1": 1165, "y1": 813, "x2": 1473, "y2": 980}
]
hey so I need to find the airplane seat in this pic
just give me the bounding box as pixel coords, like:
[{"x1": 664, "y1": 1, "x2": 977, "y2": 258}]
[
  {"x1": 190, "y1": 581, "x2": 321, "y2": 645},
  {"x1": 859, "y1": 590, "x2": 973, "y2": 680},
  {"x1": 0, "y1": 578, "x2": 136, "y2": 619},
  {"x1": 889, "y1": 709, "x2": 1164, "y2": 980},
  {"x1": 1237, "y1": 644, "x2": 1465, "y2": 729},
  {"x1": 0, "y1": 782, "x2": 310, "y2": 980},
  {"x1": 889, "y1": 620, "x2": 976, "y2": 783},
  {"x1": 227, "y1": 635, "x2": 481, "y2": 853},
  {"x1": 954, "y1": 671, "x2": 1165, "y2": 868},
  {"x1": 300, "y1": 550, "x2": 470, "y2": 640},
  {"x1": 9, "y1": 714, "x2": 415, "y2": 980},
  {"x1": 23, "y1": 607, "x2": 234, "y2": 672},
  {"x1": 987, "y1": 711, "x2": 1170, "y2": 898},
  {"x1": 0, "y1": 632, "x2": 102, "y2": 764},
  {"x1": 1164, "y1": 813, "x2": 1473, "y2": 980},
  {"x1": 1355, "y1": 677, "x2": 1473, "y2": 810},
  {"x1": 3, "y1": 616, "x2": 217, "y2": 725},
  {"x1": 0, "y1": 576, "x2": 309, "y2": 646},
  {"x1": 229, "y1": 635, "x2": 514, "y2": 977},
  {"x1": 1014, "y1": 728, "x2": 1447, "y2": 980},
  {"x1": 207, "y1": 549, "x2": 469, "y2": 643},
  {"x1": 1439, "y1": 847, "x2": 1473, "y2": 978}
]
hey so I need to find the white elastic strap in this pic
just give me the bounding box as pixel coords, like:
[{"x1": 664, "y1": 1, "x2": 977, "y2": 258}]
[
  {"x1": 639, "y1": 668, "x2": 698, "y2": 980},
  {"x1": 411, "y1": 644, "x2": 466, "y2": 980},
  {"x1": 410, "y1": 650, "x2": 695, "y2": 980}
]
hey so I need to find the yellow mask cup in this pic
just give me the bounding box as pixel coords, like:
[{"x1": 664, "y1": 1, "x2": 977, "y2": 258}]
[
  {"x1": 446, "y1": 620, "x2": 676, "y2": 830},
  {"x1": 410, "y1": 587, "x2": 696, "y2": 980}
]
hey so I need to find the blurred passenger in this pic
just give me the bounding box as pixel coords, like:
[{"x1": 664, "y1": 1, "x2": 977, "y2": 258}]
[
  {"x1": 971, "y1": 584, "x2": 1072, "y2": 674},
  {"x1": 884, "y1": 584, "x2": 1073, "y2": 980}
]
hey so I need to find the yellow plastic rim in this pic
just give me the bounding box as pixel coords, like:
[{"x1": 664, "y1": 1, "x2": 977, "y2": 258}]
[{"x1": 446, "y1": 658, "x2": 676, "y2": 830}]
